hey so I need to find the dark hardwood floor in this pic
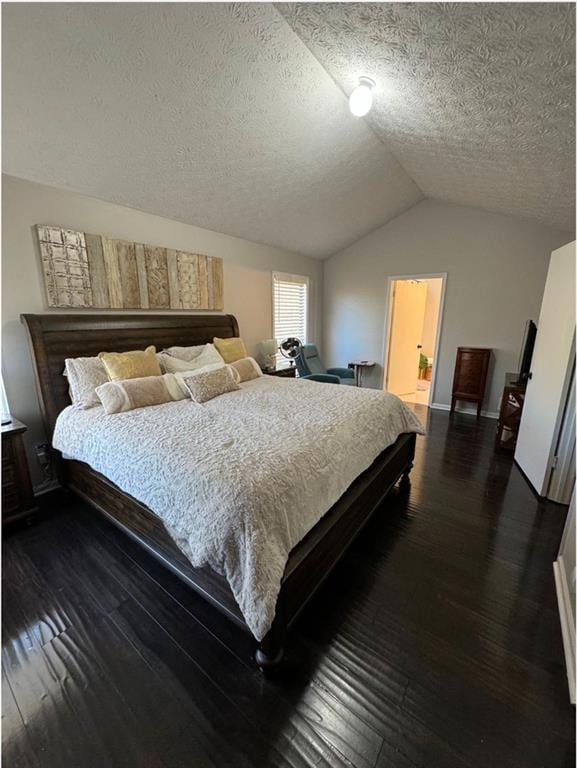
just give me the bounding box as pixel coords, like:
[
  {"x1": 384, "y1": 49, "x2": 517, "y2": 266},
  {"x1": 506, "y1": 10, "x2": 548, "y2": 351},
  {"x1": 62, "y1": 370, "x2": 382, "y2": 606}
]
[{"x1": 2, "y1": 406, "x2": 575, "y2": 767}]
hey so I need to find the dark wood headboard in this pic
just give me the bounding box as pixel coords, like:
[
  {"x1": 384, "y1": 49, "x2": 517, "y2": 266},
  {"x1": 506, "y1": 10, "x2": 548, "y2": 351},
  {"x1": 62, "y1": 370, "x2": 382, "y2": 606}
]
[{"x1": 21, "y1": 313, "x2": 239, "y2": 439}]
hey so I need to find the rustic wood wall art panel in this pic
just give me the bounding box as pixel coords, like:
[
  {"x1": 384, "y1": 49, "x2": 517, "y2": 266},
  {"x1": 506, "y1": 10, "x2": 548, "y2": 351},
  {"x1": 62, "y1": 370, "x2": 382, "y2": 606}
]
[{"x1": 36, "y1": 225, "x2": 224, "y2": 311}]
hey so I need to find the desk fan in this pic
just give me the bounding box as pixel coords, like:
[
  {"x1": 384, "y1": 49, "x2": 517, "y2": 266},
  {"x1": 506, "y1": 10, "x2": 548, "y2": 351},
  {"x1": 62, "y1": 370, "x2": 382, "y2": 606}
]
[{"x1": 279, "y1": 337, "x2": 302, "y2": 366}]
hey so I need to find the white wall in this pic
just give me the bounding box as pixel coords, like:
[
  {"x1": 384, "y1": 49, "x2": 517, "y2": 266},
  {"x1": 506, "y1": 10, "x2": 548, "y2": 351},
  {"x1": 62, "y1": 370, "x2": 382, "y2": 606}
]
[
  {"x1": 323, "y1": 199, "x2": 571, "y2": 415},
  {"x1": 2, "y1": 175, "x2": 322, "y2": 483}
]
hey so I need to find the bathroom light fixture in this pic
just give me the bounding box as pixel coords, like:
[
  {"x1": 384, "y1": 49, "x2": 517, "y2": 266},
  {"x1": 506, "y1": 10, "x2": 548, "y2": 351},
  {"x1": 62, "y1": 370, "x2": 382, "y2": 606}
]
[{"x1": 349, "y1": 76, "x2": 376, "y2": 117}]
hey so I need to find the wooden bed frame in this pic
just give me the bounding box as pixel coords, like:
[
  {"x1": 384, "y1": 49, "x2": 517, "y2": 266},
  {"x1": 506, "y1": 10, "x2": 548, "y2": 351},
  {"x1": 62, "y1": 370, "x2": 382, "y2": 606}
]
[{"x1": 21, "y1": 313, "x2": 416, "y2": 668}]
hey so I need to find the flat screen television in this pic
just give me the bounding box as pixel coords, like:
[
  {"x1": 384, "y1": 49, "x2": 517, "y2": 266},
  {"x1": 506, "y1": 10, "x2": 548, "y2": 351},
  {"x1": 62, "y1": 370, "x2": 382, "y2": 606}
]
[{"x1": 516, "y1": 319, "x2": 537, "y2": 385}]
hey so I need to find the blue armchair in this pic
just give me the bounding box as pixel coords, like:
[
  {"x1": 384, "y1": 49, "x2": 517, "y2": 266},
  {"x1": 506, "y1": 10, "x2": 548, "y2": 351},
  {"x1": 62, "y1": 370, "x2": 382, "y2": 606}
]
[{"x1": 296, "y1": 344, "x2": 355, "y2": 385}]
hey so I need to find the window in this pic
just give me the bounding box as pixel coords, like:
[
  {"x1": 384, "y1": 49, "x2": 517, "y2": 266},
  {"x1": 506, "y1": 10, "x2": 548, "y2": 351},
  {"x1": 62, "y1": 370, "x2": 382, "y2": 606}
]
[{"x1": 272, "y1": 272, "x2": 309, "y2": 355}]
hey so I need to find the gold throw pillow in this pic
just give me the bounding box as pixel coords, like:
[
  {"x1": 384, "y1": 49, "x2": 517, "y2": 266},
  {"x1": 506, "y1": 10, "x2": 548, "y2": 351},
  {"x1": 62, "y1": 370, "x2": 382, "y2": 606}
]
[
  {"x1": 99, "y1": 346, "x2": 161, "y2": 381},
  {"x1": 213, "y1": 337, "x2": 247, "y2": 364}
]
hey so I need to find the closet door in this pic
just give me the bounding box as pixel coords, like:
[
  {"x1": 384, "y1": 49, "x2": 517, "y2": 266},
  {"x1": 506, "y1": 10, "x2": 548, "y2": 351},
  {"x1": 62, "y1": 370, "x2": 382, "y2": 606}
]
[{"x1": 515, "y1": 242, "x2": 576, "y2": 496}]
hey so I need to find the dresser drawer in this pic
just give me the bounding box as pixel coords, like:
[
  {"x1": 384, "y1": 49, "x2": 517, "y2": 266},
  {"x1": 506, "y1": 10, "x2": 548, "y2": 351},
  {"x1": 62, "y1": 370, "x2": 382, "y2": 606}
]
[
  {"x1": 451, "y1": 347, "x2": 491, "y2": 417},
  {"x1": 2, "y1": 461, "x2": 16, "y2": 485},
  {"x1": 454, "y1": 351, "x2": 487, "y2": 396},
  {"x1": 2, "y1": 423, "x2": 37, "y2": 523},
  {"x1": 2, "y1": 437, "x2": 14, "y2": 462},
  {"x1": 2, "y1": 484, "x2": 21, "y2": 517}
]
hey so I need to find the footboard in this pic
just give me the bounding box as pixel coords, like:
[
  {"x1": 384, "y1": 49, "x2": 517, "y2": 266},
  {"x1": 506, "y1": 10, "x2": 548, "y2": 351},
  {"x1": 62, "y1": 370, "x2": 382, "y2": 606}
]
[
  {"x1": 64, "y1": 432, "x2": 415, "y2": 668},
  {"x1": 256, "y1": 431, "x2": 416, "y2": 667}
]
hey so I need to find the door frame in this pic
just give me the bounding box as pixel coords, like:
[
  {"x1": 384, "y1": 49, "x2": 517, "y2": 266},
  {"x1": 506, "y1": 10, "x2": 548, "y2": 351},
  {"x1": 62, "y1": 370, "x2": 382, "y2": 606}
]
[
  {"x1": 382, "y1": 272, "x2": 448, "y2": 404},
  {"x1": 547, "y1": 350, "x2": 576, "y2": 503}
]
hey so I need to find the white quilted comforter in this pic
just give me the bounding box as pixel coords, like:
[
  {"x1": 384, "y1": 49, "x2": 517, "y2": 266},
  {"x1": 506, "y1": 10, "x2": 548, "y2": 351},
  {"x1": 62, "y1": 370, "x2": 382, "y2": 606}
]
[{"x1": 53, "y1": 376, "x2": 424, "y2": 640}]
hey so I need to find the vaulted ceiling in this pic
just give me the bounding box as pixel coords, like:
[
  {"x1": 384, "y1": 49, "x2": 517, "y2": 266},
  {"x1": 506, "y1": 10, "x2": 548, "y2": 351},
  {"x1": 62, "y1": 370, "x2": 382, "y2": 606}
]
[
  {"x1": 278, "y1": 2, "x2": 576, "y2": 234},
  {"x1": 3, "y1": 3, "x2": 574, "y2": 259}
]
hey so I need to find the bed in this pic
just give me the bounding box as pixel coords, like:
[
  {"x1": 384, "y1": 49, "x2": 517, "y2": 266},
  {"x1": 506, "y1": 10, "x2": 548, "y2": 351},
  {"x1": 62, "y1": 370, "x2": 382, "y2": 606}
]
[{"x1": 22, "y1": 313, "x2": 421, "y2": 668}]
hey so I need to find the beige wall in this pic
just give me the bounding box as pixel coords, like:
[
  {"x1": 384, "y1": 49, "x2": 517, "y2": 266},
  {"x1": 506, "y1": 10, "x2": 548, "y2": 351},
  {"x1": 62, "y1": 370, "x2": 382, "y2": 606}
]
[
  {"x1": 2, "y1": 175, "x2": 322, "y2": 484},
  {"x1": 421, "y1": 278, "x2": 443, "y2": 358},
  {"x1": 323, "y1": 199, "x2": 571, "y2": 415}
]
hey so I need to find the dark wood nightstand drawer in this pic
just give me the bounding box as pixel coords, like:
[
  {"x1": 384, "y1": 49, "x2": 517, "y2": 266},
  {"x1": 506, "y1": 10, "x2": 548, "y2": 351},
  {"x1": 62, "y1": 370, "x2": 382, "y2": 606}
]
[
  {"x1": 265, "y1": 366, "x2": 297, "y2": 378},
  {"x1": 2, "y1": 462, "x2": 16, "y2": 485},
  {"x1": 2, "y1": 437, "x2": 14, "y2": 462},
  {"x1": 2, "y1": 483, "x2": 21, "y2": 516},
  {"x1": 2, "y1": 419, "x2": 37, "y2": 525}
]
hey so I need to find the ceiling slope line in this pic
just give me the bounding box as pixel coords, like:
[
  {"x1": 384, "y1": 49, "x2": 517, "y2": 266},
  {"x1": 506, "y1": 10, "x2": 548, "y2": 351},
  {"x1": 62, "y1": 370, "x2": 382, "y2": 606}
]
[
  {"x1": 276, "y1": 2, "x2": 575, "y2": 233},
  {"x1": 273, "y1": 3, "x2": 426, "y2": 200}
]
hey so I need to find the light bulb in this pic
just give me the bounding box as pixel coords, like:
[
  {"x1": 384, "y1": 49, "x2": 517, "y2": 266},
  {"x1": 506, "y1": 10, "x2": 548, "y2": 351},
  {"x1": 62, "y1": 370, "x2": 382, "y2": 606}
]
[{"x1": 349, "y1": 77, "x2": 375, "y2": 117}]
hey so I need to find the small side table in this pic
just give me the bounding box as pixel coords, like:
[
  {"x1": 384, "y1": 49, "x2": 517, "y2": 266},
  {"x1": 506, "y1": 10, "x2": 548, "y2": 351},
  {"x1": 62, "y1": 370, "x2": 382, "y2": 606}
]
[
  {"x1": 495, "y1": 373, "x2": 526, "y2": 452},
  {"x1": 264, "y1": 364, "x2": 296, "y2": 378},
  {"x1": 348, "y1": 360, "x2": 376, "y2": 387},
  {"x1": 2, "y1": 419, "x2": 38, "y2": 525}
]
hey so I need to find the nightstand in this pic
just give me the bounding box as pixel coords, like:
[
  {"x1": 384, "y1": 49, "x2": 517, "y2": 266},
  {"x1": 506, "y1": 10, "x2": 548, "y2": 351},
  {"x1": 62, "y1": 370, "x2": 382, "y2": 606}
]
[
  {"x1": 348, "y1": 360, "x2": 376, "y2": 387},
  {"x1": 264, "y1": 365, "x2": 297, "y2": 378},
  {"x1": 2, "y1": 419, "x2": 38, "y2": 525}
]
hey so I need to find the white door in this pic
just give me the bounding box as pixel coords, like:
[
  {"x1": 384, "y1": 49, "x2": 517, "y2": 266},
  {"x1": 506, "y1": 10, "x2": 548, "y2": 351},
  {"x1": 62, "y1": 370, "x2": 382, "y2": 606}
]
[
  {"x1": 515, "y1": 242, "x2": 576, "y2": 495},
  {"x1": 386, "y1": 281, "x2": 428, "y2": 396}
]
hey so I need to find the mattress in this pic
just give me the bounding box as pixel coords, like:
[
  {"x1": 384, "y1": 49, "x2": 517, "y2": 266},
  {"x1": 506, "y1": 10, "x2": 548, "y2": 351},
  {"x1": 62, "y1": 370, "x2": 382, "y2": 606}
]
[{"x1": 53, "y1": 375, "x2": 424, "y2": 639}]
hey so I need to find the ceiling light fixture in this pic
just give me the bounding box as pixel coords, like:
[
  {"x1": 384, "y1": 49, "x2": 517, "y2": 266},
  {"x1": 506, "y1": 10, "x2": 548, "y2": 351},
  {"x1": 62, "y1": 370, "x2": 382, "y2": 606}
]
[{"x1": 349, "y1": 77, "x2": 376, "y2": 117}]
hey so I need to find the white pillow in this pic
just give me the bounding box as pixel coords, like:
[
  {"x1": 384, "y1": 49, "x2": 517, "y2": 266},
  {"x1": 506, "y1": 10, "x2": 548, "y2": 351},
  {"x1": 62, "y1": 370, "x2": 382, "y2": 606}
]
[
  {"x1": 158, "y1": 344, "x2": 224, "y2": 373},
  {"x1": 161, "y1": 343, "x2": 220, "y2": 362},
  {"x1": 64, "y1": 357, "x2": 110, "y2": 409}
]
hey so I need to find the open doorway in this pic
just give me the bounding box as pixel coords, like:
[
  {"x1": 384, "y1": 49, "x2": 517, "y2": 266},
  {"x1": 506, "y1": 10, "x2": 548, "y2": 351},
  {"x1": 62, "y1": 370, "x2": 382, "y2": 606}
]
[{"x1": 383, "y1": 274, "x2": 446, "y2": 406}]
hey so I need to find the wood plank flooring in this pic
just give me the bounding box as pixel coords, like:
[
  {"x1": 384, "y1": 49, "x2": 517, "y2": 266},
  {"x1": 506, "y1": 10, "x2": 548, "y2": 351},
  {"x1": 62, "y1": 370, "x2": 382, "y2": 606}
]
[{"x1": 2, "y1": 406, "x2": 575, "y2": 767}]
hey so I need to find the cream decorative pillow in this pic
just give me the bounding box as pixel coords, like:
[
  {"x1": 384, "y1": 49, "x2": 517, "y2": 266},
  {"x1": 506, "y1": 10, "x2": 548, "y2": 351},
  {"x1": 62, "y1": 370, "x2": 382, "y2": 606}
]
[
  {"x1": 162, "y1": 343, "x2": 224, "y2": 364},
  {"x1": 182, "y1": 366, "x2": 240, "y2": 404},
  {"x1": 171, "y1": 363, "x2": 234, "y2": 396},
  {"x1": 213, "y1": 337, "x2": 247, "y2": 364},
  {"x1": 64, "y1": 357, "x2": 110, "y2": 409},
  {"x1": 158, "y1": 345, "x2": 224, "y2": 373},
  {"x1": 229, "y1": 357, "x2": 262, "y2": 383},
  {"x1": 96, "y1": 374, "x2": 186, "y2": 414},
  {"x1": 99, "y1": 346, "x2": 161, "y2": 381}
]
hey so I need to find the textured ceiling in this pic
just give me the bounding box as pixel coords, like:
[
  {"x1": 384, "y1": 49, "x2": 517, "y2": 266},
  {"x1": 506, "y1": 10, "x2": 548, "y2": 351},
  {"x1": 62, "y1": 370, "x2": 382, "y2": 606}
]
[
  {"x1": 278, "y1": 2, "x2": 576, "y2": 233},
  {"x1": 2, "y1": 3, "x2": 421, "y2": 259},
  {"x1": 2, "y1": 4, "x2": 574, "y2": 260}
]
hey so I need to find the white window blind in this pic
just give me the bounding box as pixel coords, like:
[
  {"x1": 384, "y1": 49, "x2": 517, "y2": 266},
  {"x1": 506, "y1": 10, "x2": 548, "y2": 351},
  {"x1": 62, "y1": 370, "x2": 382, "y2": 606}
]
[{"x1": 272, "y1": 273, "x2": 309, "y2": 354}]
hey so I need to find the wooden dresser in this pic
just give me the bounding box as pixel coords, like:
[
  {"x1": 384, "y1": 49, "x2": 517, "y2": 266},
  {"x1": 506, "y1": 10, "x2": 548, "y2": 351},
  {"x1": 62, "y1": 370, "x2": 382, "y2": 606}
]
[
  {"x1": 451, "y1": 347, "x2": 491, "y2": 419},
  {"x1": 2, "y1": 419, "x2": 37, "y2": 525}
]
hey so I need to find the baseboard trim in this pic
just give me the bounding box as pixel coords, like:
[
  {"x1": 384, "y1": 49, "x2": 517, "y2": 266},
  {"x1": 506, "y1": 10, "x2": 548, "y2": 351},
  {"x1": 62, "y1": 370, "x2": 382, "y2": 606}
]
[
  {"x1": 430, "y1": 402, "x2": 499, "y2": 420},
  {"x1": 553, "y1": 557, "x2": 576, "y2": 704}
]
